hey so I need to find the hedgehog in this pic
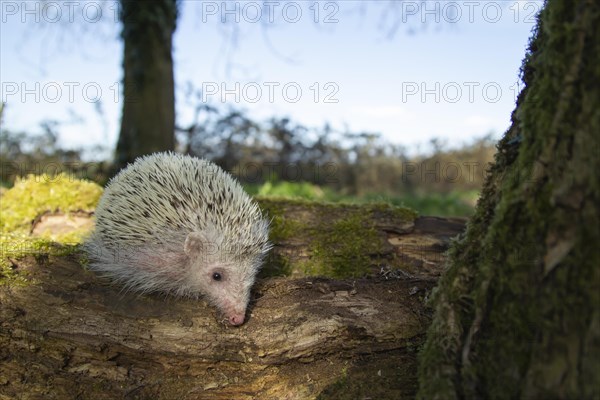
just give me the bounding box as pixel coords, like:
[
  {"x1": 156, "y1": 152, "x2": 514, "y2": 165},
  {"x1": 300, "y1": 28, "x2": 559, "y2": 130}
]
[{"x1": 85, "y1": 152, "x2": 271, "y2": 326}]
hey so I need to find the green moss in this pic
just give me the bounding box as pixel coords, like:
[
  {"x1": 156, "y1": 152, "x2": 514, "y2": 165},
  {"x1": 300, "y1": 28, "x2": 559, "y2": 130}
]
[
  {"x1": 257, "y1": 198, "x2": 417, "y2": 278},
  {"x1": 257, "y1": 180, "x2": 326, "y2": 200},
  {"x1": 362, "y1": 202, "x2": 418, "y2": 221},
  {"x1": 305, "y1": 212, "x2": 380, "y2": 278},
  {"x1": 0, "y1": 173, "x2": 102, "y2": 231},
  {"x1": 0, "y1": 174, "x2": 102, "y2": 285}
]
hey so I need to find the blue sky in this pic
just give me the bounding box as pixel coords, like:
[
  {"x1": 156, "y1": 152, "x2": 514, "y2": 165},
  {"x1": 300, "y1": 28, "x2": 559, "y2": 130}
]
[{"x1": 1, "y1": 1, "x2": 542, "y2": 156}]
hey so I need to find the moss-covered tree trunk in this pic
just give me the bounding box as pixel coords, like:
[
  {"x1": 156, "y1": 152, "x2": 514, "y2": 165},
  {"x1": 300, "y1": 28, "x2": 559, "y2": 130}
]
[
  {"x1": 115, "y1": 0, "x2": 178, "y2": 171},
  {"x1": 418, "y1": 0, "x2": 600, "y2": 398}
]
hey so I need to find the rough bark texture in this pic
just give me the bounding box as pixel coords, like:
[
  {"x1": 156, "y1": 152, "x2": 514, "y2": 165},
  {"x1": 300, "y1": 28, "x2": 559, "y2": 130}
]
[
  {"x1": 417, "y1": 0, "x2": 600, "y2": 398},
  {"x1": 115, "y1": 0, "x2": 177, "y2": 171},
  {"x1": 0, "y1": 205, "x2": 464, "y2": 399}
]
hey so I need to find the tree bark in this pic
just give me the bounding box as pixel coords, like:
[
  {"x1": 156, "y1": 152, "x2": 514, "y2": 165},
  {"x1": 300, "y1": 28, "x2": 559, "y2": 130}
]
[
  {"x1": 417, "y1": 0, "x2": 600, "y2": 398},
  {"x1": 0, "y1": 206, "x2": 464, "y2": 399},
  {"x1": 115, "y1": 0, "x2": 178, "y2": 172}
]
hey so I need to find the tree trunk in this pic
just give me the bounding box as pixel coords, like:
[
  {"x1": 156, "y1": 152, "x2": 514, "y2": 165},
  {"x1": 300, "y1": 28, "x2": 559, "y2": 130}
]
[
  {"x1": 417, "y1": 0, "x2": 600, "y2": 398},
  {"x1": 115, "y1": 0, "x2": 178, "y2": 172}
]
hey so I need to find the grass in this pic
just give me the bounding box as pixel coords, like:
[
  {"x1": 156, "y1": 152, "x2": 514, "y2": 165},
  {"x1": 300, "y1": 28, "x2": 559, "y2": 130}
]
[{"x1": 246, "y1": 181, "x2": 478, "y2": 217}]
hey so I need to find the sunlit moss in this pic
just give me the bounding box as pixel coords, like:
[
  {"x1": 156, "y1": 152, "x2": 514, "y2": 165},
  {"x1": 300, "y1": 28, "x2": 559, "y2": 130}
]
[
  {"x1": 305, "y1": 213, "x2": 380, "y2": 278},
  {"x1": 0, "y1": 173, "x2": 101, "y2": 231},
  {"x1": 0, "y1": 174, "x2": 102, "y2": 285}
]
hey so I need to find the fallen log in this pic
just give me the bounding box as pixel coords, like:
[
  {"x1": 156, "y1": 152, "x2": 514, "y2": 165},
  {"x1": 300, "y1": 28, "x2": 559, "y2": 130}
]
[{"x1": 0, "y1": 200, "x2": 466, "y2": 399}]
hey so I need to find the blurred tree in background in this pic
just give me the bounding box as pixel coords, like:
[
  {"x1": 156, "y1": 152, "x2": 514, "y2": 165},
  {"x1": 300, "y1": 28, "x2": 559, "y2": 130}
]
[{"x1": 114, "y1": 0, "x2": 178, "y2": 171}]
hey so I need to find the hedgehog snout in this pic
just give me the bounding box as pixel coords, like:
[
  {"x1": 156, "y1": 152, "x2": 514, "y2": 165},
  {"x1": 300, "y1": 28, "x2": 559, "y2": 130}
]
[
  {"x1": 229, "y1": 313, "x2": 245, "y2": 326},
  {"x1": 223, "y1": 294, "x2": 251, "y2": 326},
  {"x1": 221, "y1": 302, "x2": 248, "y2": 326}
]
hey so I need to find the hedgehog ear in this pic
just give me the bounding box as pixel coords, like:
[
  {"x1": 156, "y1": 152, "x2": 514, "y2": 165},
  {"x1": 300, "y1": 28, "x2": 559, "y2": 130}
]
[{"x1": 184, "y1": 232, "x2": 207, "y2": 256}]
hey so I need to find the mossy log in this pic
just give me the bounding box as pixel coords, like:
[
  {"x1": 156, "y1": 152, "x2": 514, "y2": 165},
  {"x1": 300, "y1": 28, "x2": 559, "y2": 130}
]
[{"x1": 0, "y1": 201, "x2": 464, "y2": 399}]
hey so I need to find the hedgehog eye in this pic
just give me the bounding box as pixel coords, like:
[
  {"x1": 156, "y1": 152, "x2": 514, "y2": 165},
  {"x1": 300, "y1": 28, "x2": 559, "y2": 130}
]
[{"x1": 212, "y1": 272, "x2": 222, "y2": 281}]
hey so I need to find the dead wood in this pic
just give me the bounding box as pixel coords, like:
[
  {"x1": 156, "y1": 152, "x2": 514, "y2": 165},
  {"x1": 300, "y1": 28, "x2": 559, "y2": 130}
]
[{"x1": 1, "y1": 209, "x2": 465, "y2": 399}]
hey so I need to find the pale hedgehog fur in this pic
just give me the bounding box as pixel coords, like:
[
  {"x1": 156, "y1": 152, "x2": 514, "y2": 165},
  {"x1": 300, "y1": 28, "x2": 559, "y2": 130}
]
[{"x1": 85, "y1": 152, "x2": 271, "y2": 325}]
